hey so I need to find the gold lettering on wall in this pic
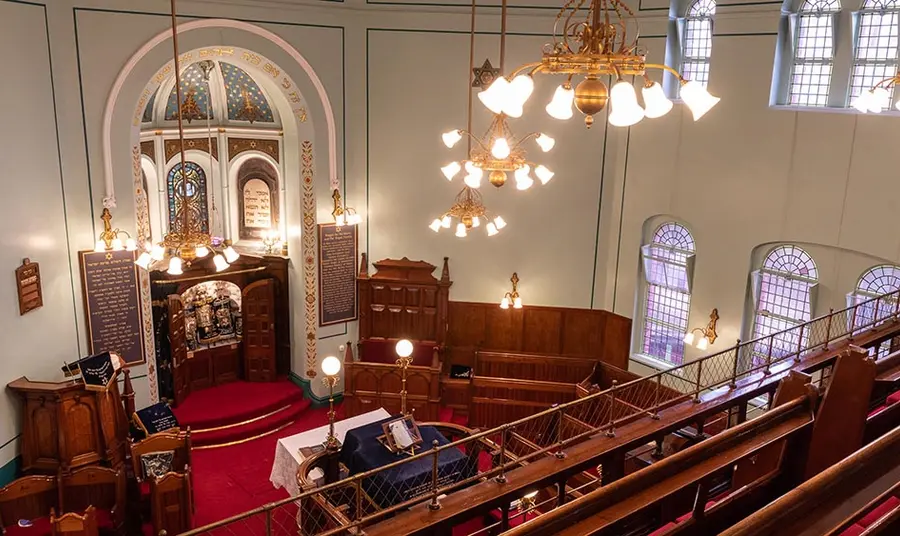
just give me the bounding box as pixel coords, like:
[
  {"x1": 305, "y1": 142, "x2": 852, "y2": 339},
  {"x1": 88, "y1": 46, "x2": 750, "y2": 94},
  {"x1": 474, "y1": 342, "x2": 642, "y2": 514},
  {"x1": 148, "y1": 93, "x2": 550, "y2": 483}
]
[{"x1": 242, "y1": 179, "x2": 273, "y2": 229}]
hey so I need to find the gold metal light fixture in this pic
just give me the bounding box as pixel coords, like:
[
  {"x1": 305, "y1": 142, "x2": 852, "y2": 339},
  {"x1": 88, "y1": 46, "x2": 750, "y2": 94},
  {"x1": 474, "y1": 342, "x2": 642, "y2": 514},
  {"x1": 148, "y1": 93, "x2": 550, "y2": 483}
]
[
  {"x1": 94, "y1": 208, "x2": 137, "y2": 253},
  {"x1": 135, "y1": 0, "x2": 239, "y2": 275},
  {"x1": 321, "y1": 355, "x2": 342, "y2": 451},
  {"x1": 395, "y1": 339, "x2": 414, "y2": 416},
  {"x1": 853, "y1": 73, "x2": 900, "y2": 113},
  {"x1": 481, "y1": 0, "x2": 721, "y2": 128},
  {"x1": 331, "y1": 189, "x2": 361, "y2": 227},
  {"x1": 683, "y1": 308, "x2": 719, "y2": 351},
  {"x1": 429, "y1": 187, "x2": 507, "y2": 238},
  {"x1": 500, "y1": 272, "x2": 523, "y2": 309}
]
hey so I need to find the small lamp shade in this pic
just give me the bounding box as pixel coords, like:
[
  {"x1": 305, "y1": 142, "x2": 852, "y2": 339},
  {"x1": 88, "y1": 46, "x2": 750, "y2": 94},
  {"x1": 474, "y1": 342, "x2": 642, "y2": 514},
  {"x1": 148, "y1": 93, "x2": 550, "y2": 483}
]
[
  {"x1": 513, "y1": 297, "x2": 523, "y2": 309},
  {"x1": 500, "y1": 296, "x2": 510, "y2": 309},
  {"x1": 322, "y1": 355, "x2": 342, "y2": 377},
  {"x1": 395, "y1": 339, "x2": 414, "y2": 358},
  {"x1": 683, "y1": 332, "x2": 695, "y2": 345},
  {"x1": 167, "y1": 256, "x2": 183, "y2": 275},
  {"x1": 94, "y1": 240, "x2": 106, "y2": 253},
  {"x1": 223, "y1": 246, "x2": 240, "y2": 263},
  {"x1": 195, "y1": 245, "x2": 209, "y2": 258},
  {"x1": 546, "y1": 85, "x2": 575, "y2": 120},
  {"x1": 213, "y1": 254, "x2": 229, "y2": 272},
  {"x1": 135, "y1": 252, "x2": 152, "y2": 269},
  {"x1": 696, "y1": 336, "x2": 709, "y2": 351}
]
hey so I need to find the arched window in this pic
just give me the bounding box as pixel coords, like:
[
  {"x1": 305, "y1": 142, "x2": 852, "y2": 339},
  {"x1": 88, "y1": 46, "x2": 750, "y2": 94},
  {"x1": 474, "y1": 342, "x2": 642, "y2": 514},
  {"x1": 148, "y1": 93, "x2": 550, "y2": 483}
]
[
  {"x1": 236, "y1": 158, "x2": 280, "y2": 240},
  {"x1": 850, "y1": 0, "x2": 900, "y2": 108},
  {"x1": 167, "y1": 162, "x2": 209, "y2": 234},
  {"x1": 789, "y1": 0, "x2": 842, "y2": 107},
  {"x1": 849, "y1": 265, "x2": 900, "y2": 355},
  {"x1": 682, "y1": 0, "x2": 717, "y2": 88},
  {"x1": 750, "y1": 245, "x2": 819, "y2": 362},
  {"x1": 639, "y1": 223, "x2": 696, "y2": 366}
]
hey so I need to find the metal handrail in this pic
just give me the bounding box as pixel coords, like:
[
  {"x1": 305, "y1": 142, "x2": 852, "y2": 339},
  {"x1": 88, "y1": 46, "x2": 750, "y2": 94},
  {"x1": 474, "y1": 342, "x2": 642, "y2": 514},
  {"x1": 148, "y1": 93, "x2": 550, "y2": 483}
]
[{"x1": 179, "y1": 289, "x2": 900, "y2": 536}]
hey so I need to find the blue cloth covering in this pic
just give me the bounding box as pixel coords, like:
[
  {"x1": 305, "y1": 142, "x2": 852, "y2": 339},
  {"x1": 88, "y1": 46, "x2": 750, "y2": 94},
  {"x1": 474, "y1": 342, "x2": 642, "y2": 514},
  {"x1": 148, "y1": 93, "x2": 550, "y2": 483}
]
[{"x1": 340, "y1": 417, "x2": 476, "y2": 508}]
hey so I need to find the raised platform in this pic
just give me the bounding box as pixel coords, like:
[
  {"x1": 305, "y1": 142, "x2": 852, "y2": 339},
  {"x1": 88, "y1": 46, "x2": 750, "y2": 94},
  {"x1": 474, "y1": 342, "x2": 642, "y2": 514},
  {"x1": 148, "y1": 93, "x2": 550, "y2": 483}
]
[{"x1": 172, "y1": 379, "x2": 310, "y2": 448}]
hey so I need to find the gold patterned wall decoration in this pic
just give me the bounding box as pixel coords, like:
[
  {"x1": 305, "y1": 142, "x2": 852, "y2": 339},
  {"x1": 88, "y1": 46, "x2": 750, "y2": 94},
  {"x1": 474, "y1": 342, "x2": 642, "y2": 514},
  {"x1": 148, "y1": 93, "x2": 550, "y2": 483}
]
[
  {"x1": 228, "y1": 137, "x2": 280, "y2": 163},
  {"x1": 164, "y1": 137, "x2": 218, "y2": 163},
  {"x1": 301, "y1": 140, "x2": 318, "y2": 378},
  {"x1": 140, "y1": 140, "x2": 155, "y2": 161}
]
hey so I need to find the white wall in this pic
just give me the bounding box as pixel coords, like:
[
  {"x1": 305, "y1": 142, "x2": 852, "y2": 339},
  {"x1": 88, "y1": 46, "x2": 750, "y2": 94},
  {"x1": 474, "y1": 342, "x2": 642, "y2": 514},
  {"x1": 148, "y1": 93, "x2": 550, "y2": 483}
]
[{"x1": 4, "y1": 0, "x2": 900, "y2": 473}]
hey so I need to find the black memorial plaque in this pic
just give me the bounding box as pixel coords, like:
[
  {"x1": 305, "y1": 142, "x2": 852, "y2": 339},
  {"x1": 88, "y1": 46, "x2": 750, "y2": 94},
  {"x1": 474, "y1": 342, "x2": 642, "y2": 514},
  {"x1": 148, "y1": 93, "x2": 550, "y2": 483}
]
[
  {"x1": 318, "y1": 224, "x2": 358, "y2": 326},
  {"x1": 134, "y1": 402, "x2": 179, "y2": 437},
  {"x1": 79, "y1": 250, "x2": 145, "y2": 366},
  {"x1": 78, "y1": 351, "x2": 116, "y2": 391}
]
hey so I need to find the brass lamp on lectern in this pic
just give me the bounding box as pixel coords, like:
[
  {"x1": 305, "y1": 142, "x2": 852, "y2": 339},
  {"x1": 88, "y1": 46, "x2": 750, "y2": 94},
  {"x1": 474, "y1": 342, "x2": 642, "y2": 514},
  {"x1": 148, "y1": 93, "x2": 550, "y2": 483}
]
[
  {"x1": 395, "y1": 339, "x2": 414, "y2": 416},
  {"x1": 321, "y1": 355, "x2": 342, "y2": 451}
]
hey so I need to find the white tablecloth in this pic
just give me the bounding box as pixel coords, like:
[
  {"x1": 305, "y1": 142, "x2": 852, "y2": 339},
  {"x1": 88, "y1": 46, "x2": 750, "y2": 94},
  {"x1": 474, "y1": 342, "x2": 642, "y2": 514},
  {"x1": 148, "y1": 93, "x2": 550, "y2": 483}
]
[{"x1": 269, "y1": 408, "x2": 391, "y2": 496}]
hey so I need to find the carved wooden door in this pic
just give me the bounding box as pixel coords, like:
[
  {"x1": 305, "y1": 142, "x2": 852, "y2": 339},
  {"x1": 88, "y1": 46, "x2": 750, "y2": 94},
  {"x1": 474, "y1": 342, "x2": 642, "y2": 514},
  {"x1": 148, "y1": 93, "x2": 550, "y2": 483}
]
[
  {"x1": 243, "y1": 279, "x2": 277, "y2": 382},
  {"x1": 168, "y1": 295, "x2": 190, "y2": 406}
]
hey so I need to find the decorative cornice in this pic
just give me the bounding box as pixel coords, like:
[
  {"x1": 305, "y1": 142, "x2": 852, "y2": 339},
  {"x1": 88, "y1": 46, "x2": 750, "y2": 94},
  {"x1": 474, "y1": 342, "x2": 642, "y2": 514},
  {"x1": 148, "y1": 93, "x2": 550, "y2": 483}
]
[
  {"x1": 164, "y1": 137, "x2": 218, "y2": 163},
  {"x1": 228, "y1": 137, "x2": 280, "y2": 163}
]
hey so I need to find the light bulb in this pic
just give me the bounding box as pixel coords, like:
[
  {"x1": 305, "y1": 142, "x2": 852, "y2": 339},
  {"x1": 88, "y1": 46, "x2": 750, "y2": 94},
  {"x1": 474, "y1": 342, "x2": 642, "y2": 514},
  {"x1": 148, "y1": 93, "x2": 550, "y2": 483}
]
[
  {"x1": 509, "y1": 75, "x2": 534, "y2": 106},
  {"x1": 335, "y1": 213, "x2": 345, "y2": 226},
  {"x1": 487, "y1": 222, "x2": 498, "y2": 236},
  {"x1": 125, "y1": 239, "x2": 137, "y2": 251},
  {"x1": 322, "y1": 355, "x2": 342, "y2": 376},
  {"x1": 504, "y1": 102, "x2": 524, "y2": 119},
  {"x1": 94, "y1": 240, "x2": 106, "y2": 253},
  {"x1": 608, "y1": 80, "x2": 645, "y2": 127},
  {"x1": 135, "y1": 252, "x2": 152, "y2": 269},
  {"x1": 464, "y1": 172, "x2": 482, "y2": 189},
  {"x1": 224, "y1": 246, "x2": 239, "y2": 263},
  {"x1": 513, "y1": 297, "x2": 522, "y2": 309},
  {"x1": 395, "y1": 339, "x2": 414, "y2": 358},
  {"x1": 535, "y1": 133, "x2": 555, "y2": 152},
  {"x1": 534, "y1": 165, "x2": 554, "y2": 185},
  {"x1": 442, "y1": 129, "x2": 462, "y2": 148},
  {"x1": 455, "y1": 223, "x2": 467, "y2": 238},
  {"x1": 167, "y1": 256, "x2": 183, "y2": 275},
  {"x1": 642, "y1": 82, "x2": 674, "y2": 119},
  {"x1": 478, "y1": 77, "x2": 510, "y2": 115},
  {"x1": 349, "y1": 213, "x2": 362, "y2": 225},
  {"x1": 871, "y1": 87, "x2": 891, "y2": 112},
  {"x1": 696, "y1": 336, "x2": 709, "y2": 351},
  {"x1": 514, "y1": 165, "x2": 533, "y2": 190},
  {"x1": 680, "y1": 81, "x2": 720, "y2": 121},
  {"x1": 195, "y1": 245, "x2": 209, "y2": 258},
  {"x1": 213, "y1": 254, "x2": 228, "y2": 272},
  {"x1": 852, "y1": 90, "x2": 873, "y2": 113},
  {"x1": 441, "y1": 162, "x2": 461, "y2": 180},
  {"x1": 441, "y1": 215, "x2": 452, "y2": 228},
  {"x1": 494, "y1": 216, "x2": 507, "y2": 230},
  {"x1": 429, "y1": 219, "x2": 442, "y2": 232},
  {"x1": 491, "y1": 138, "x2": 511, "y2": 159},
  {"x1": 111, "y1": 238, "x2": 124, "y2": 251},
  {"x1": 151, "y1": 244, "x2": 165, "y2": 261},
  {"x1": 500, "y1": 297, "x2": 510, "y2": 309},
  {"x1": 683, "y1": 332, "x2": 695, "y2": 345},
  {"x1": 471, "y1": 216, "x2": 480, "y2": 228},
  {"x1": 546, "y1": 85, "x2": 575, "y2": 120}
]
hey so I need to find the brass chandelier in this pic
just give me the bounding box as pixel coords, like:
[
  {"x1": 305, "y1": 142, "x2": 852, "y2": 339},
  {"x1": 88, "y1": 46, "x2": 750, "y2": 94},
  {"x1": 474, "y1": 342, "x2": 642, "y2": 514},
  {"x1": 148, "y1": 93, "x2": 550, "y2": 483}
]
[
  {"x1": 440, "y1": 0, "x2": 555, "y2": 191},
  {"x1": 853, "y1": 72, "x2": 900, "y2": 113},
  {"x1": 477, "y1": 0, "x2": 721, "y2": 128},
  {"x1": 135, "y1": 0, "x2": 239, "y2": 275},
  {"x1": 429, "y1": 187, "x2": 507, "y2": 238}
]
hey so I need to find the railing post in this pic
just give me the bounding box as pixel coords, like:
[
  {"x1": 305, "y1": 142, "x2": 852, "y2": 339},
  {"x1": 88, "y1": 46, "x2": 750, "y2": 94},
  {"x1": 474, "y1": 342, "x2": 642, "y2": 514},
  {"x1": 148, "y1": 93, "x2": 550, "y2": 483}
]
[
  {"x1": 429, "y1": 439, "x2": 442, "y2": 510},
  {"x1": 265, "y1": 509, "x2": 272, "y2": 536},
  {"x1": 496, "y1": 425, "x2": 508, "y2": 483},
  {"x1": 795, "y1": 324, "x2": 805, "y2": 363},
  {"x1": 606, "y1": 380, "x2": 618, "y2": 437},
  {"x1": 823, "y1": 308, "x2": 834, "y2": 350},
  {"x1": 873, "y1": 297, "x2": 882, "y2": 329},
  {"x1": 556, "y1": 405, "x2": 568, "y2": 458},
  {"x1": 765, "y1": 335, "x2": 773, "y2": 375},
  {"x1": 693, "y1": 361, "x2": 702, "y2": 403},
  {"x1": 730, "y1": 339, "x2": 741, "y2": 389},
  {"x1": 651, "y1": 374, "x2": 661, "y2": 420},
  {"x1": 894, "y1": 292, "x2": 899, "y2": 320},
  {"x1": 850, "y1": 305, "x2": 858, "y2": 340},
  {"x1": 355, "y1": 478, "x2": 363, "y2": 523}
]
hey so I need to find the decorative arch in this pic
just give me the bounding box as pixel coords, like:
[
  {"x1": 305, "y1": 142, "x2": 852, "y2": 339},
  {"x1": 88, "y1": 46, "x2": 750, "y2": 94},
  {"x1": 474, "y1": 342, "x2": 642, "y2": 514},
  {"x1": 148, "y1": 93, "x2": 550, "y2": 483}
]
[{"x1": 236, "y1": 157, "x2": 279, "y2": 240}]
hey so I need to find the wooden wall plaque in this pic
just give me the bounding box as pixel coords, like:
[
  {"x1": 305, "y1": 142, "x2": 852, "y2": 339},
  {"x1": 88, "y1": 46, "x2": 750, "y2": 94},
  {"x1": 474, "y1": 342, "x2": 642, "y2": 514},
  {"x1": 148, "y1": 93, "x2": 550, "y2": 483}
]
[
  {"x1": 16, "y1": 258, "x2": 43, "y2": 315},
  {"x1": 318, "y1": 224, "x2": 358, "y2": 326},
  {"x1": 79, "y1": 249, "x2": 145, "y2": 367}
]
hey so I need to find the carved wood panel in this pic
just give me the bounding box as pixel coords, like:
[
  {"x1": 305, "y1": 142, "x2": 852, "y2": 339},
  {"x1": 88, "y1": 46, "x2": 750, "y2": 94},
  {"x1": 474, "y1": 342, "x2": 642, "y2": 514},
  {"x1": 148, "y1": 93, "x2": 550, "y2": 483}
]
[{"x1": 522, "y1": 309, "x2": 563, "y2": 354}]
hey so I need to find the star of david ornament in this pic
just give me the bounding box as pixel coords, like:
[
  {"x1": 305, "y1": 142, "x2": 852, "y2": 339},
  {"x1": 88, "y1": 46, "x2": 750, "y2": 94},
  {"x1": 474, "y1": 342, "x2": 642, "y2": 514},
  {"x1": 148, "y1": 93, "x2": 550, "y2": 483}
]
[{"x1": 472, "y1": 59, "x2": 501, "y2": 89}]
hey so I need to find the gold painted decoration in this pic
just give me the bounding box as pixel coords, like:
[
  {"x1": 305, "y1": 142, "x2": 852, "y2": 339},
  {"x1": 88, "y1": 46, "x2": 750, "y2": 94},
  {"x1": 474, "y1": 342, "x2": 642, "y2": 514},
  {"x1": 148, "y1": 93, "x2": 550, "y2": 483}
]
[
  {"x1": 164, "y1": 137, "x2": 218, "y2": 163},
  {"x1": 140, "y1": 140, "x2": 155, "y2": 161},
  {"x1": 228, "y1": 137, "x2": 280, "y2": 163},
  {"x1": 302, "y1": 140, "x2": 318, "y2": 378}
]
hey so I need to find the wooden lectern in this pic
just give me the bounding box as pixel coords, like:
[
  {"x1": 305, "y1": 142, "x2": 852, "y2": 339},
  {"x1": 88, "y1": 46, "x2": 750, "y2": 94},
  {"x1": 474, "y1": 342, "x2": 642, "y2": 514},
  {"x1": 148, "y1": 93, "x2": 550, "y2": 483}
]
[{"x1": 6, "y1": 374, "x2": 129, "y2": 473}]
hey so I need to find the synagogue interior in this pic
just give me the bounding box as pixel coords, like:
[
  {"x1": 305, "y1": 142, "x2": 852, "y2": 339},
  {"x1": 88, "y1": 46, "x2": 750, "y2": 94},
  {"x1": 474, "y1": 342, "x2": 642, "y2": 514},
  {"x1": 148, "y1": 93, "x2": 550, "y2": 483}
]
[{"x1": 4, "y1": 0, "x2": 900, "y2": 534}]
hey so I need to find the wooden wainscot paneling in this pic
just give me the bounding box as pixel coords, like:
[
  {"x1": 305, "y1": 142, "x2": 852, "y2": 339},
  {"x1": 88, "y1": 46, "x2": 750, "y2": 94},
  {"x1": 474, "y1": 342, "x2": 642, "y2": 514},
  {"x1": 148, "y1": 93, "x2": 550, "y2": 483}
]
[{"x1": 448, "y1": 302, "x2": 631, "y2": 370}]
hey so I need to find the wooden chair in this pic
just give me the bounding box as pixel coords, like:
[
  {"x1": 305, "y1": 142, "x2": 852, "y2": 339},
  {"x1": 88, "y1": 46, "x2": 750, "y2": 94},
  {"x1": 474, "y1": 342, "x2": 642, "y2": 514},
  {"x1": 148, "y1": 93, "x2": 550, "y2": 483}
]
[
  {"x1": 149, "y1": 467, "x2": 192, "y2": 536},
  {"x1": 49, "y1": 507, "x2": 98, "y2": 536},
  {"x1": 0, "y1": 475, "x2": 57, "y2": 536},
  {"x1": 58, "y1": 466, "x2": 125, "y2": 533},
  {"x1": 129, "y1": 429, "x2": 192, "y2": 484}
]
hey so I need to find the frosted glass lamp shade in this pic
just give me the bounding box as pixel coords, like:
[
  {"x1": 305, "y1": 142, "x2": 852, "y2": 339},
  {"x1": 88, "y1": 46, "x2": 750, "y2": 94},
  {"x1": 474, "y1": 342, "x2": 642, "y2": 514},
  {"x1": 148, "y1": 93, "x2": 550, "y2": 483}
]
[
  {"x1": 471, "y1": 216, "x2": 480, "y2": 228},
  {"x1": 111, "y1": 238, "x2": 123, "y2": 251},
  {"x1": 642, "y1": 82, "x2": 674, "y2": 119},
  {"x1": 486, "y1": 222, "x2": 498, "y2": 236},
  {"x1": 455, "y1": 223, "x2": 467, "y2": 237},
  {"x1": 167, "y1": 256, "x2": 183, "y2": 275},
  {"x1": 135, "y1": 252, "x2": 152, "y2": 269},
  {"x1": 478, "y1": 77, "x2": 509, "y2": 115},
  {"x1": 534, "y1": 165, "x2": 554, "y2": 185},
  {"x1": 395, "y1": 339, "x2": 414, "y2": 358},
  {"x1": 515, "y1": 174, "x2": 534, "y2": 191},
  {"x1": 535, "y1": 133, "x2": 555, "y2": 152},
  {"x1": 429, "y1": 219, "x2": 442, "y2": 232},
  {"x1": 151, "y1": 244, "x2": 166, "y2": 261},
  {"x1": 513, "y1": 297, "x2": 523, "y2": 309},
  {"x1": 213, "y1": 254, "x2": 229, "y2": 272},
  {"x1": 195, "y1": 245, "x2": 209, "y2": 258},
  {"x1": 464, "y1": 172, "x2": 482, "y2": 189},
  {"x1": 680, "y1": 81, "x2": 720, "y2": 121},
  {"x1": 608, "y1": 81, "x2": 645, "y2": 127},
  {"x1": 491, "y1": 138, "x2": 511, "y2": 159},
  {"x1": 493, "y1": 216, "x2": 507, "y2": 230},
  {"x1": 509, "y1": 75, "x2": 534, "y2": 105},
  {"x1": 441, "y1": 162, "x2": 461, "y2": 180},
  {"x1": 322, "y1": 355, "x2": 342, "y2": 376},
  {"x1": 441, "y1": 215, "x2": 452, "y2": 228},
  {"x1": 335, "y1": 213, "x2": 345, "y2": 227},
  {"x1": 442, "y1": 130, "x2": 462, "y2": 148},
  {"x1": 696, "y1": 336, "x2": 709, "y2": 351},
  {"x1": 94, "y1": 241, "x2": 106, "y2": 253},
  {"x1": 125, "y1": 239, "x2": 137, "y2": 251},
  {"x1": 683, "y1": 332, "x2": 695, "y2": 345},
  {"x1": 546, "y1": 85, "x2": 575, "y2": 120},
  {"x1": 223, "y1": 246, "x2": 239, "y2": 263},
  {"x1": 500, "y1": 297, "x2": 510, "y2": 309},
  {"x1": 872, "y1": 87, "x2": 891, "y2": 112}
]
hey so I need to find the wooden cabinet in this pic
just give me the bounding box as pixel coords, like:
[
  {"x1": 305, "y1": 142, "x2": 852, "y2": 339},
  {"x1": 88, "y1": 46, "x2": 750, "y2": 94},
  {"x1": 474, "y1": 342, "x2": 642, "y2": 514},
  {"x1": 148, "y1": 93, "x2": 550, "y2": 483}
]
[{"x1": 7, "y1": 376, "x2": 128, "y2": 474}]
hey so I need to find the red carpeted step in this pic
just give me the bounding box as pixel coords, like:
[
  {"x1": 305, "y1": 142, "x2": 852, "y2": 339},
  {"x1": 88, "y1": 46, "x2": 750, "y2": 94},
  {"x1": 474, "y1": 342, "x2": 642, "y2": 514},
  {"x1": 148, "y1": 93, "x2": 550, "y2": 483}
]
[
  {"x1": 451, "y1": 412, "x2": 468, "y2": 427},
  {"x1": 173, "y1": 379, "x2": 305, "y2": 431},
  {"x1": 192, "y1": 398, "x2": 311, "y2": 447},
  {"x1": 439, "y1": 406, "x2": 454, "y2": 423}
]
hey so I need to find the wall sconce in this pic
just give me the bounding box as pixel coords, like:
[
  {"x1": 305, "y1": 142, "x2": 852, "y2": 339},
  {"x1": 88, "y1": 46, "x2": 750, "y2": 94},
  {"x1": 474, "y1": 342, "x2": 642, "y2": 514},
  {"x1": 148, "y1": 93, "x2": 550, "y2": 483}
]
[
  {"x1": 321, "y1": 355, "x2": 342, "y2": 450},
  {"x1": 331, "y1": 188, "x2": 361, "y2": 227},
  {"x1": 500, "y1": 272, "x2": 523, "y2": 309},
  {"x1": 261, "y1": 230, "x2": 282, "y2": 255},
  {"x1": 395, "y1": 339, "x2": 414, "y2": 416},
  {"x1": 94, "y1": 208, "x2": 137, "y2": 252},
  {"x1": 684, "y1": 308, "x2": 719, "y2": 351}
]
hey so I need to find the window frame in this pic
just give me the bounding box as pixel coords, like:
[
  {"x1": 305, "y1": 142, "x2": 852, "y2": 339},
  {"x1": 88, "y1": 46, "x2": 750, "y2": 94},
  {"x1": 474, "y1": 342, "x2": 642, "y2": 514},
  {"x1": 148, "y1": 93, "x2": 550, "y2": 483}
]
[
  {"x1": 848, "y1": 0, "x2": 900, "y2": 108},
  {"x1": 787, "y1": 0, "x2": 844, "y2": 108},
  {"x1": 680, "y1": 0, "x2": 717, "y2": 90}
]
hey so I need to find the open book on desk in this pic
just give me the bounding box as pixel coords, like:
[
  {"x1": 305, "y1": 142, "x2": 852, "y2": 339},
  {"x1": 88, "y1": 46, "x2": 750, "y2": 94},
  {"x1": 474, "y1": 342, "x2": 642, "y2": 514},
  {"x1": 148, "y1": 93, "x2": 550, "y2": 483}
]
[{"x1": 379, "y1": 416, "x2": 423, "y2": 455}]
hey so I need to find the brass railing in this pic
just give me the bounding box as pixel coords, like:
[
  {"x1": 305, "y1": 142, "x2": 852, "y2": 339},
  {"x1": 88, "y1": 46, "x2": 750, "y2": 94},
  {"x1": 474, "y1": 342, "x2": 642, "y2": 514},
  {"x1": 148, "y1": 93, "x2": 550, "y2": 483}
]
[{"x1": 179, "y1": 290, "x2": 900, "y2": 536}]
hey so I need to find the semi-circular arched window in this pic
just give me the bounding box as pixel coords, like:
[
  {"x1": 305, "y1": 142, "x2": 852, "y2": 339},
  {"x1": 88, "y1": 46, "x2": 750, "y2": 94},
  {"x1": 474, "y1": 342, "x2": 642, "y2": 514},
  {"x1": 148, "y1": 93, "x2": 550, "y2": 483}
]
[
  {"x1": 850, "y1": 264, "x2": 900, "y2": 355},
  {"x1": 850, "y1": 0, "x2": 900, "y2": 109},
  {"x1": 788, "y1": 0, "x2": 842, "y2": 107}
]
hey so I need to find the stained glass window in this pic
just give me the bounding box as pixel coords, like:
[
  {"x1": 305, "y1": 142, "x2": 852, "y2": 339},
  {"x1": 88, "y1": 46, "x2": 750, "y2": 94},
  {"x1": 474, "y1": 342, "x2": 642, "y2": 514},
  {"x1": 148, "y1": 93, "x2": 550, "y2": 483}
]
[
  {"x1": 142, "y1": 88, "x2": 157, "y2": 123},
  {"x1": 850, "y1": 0, "x2": 900, "y2": 108},
  {"x1": 750, "y1": 245, "x2": 818, "y2": 364},
  {"x1": 682, "y1": 0, "x2": 716, "y2": 88},
  {"x1": 788, "y1": 0, "x2": 842, "y2": 107},
  {"x1": 165, "y1": 63, "x2": 214, "y2": 122},
  {"x1": 640, "y1": 223, "x2": 696, "y2": 366},
  {"x1": 167, "y1": 162, "x2": 209, "y2": 234},
  {"x1": 219, "y1": 62, "x2": 275, "y2": 123},
  {"x1": 848, "y1": 265, "x2": 900, "y2": 355}
]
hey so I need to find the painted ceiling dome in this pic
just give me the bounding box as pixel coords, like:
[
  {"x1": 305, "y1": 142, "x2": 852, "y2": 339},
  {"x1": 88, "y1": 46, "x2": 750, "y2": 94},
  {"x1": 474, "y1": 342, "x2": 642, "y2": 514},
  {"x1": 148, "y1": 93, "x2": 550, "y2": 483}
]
[{"x1": 142, "y1": 60, "x2": 278, "y2": 127}]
